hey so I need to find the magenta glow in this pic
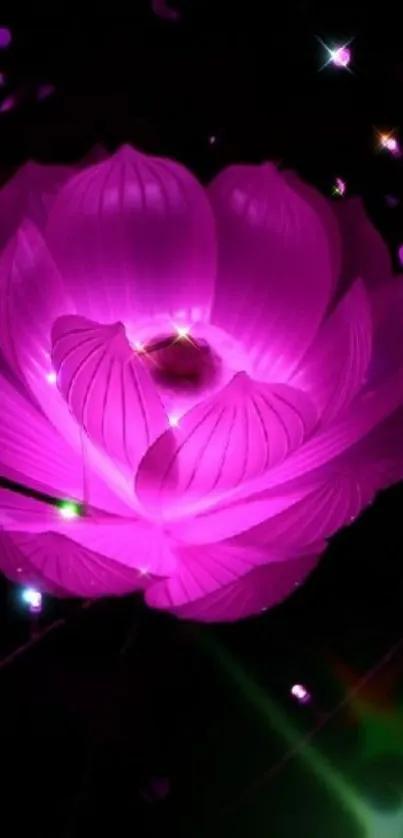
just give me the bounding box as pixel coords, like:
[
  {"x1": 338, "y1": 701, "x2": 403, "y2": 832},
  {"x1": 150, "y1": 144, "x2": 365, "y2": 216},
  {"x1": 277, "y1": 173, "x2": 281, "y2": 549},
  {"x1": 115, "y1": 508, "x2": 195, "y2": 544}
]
[
  {"x1": 291, "y1": 684, "x2": 311, "y2": 704},
  {"x1": 0, "y1": 145, "x2": 402, "y2": 622},
  {"x1": 379, "y1": 132, "x2": 401, "y2": 157},
  {"x1": 22, "y1": 587, "x2": 43, "y2": 614},
  {"x1": 0, "y1": 27, "x2": 11, "y2": 49},
  {"x1": 330, "y1": 46, "x2": 351, "y2": 68}
]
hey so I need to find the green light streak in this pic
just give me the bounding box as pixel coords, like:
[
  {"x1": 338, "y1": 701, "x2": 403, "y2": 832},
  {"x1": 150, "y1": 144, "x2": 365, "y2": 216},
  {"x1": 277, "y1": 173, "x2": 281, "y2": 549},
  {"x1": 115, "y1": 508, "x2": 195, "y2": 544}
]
[{"x1": 201, "y1": 631, "x2": 370, "y2": 829}]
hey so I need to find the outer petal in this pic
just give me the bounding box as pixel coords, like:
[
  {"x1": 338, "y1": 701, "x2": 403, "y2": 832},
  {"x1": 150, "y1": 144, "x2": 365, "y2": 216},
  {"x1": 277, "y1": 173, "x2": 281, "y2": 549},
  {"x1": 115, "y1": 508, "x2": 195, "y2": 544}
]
[
  {"x1": 170, "y1": 473, "x2": 333, "y2": 545},
  {"x1": 0, "y1": 487, "x2": 176, "y2": 583},
  {"x1": 51, "y1": 315, "x2": 169, "y2": 470},
  {"x1": 0, "y1": 224, "x2": 135, "y2": 506},
  {"x1": 136, "y1": 372, "x2": 317, "y2": 513},
  {"x1": 240, "y1": 468, "x2": 378, "y2": 550},
  {"x1": 0, "y1": 484, "x2": 70, "y2": 533},
  {"x1": 225, "y1": 404, "x2": 403, "y2": 552},
  {"x1": 334, "y1": 197, "x2": 392, "y2": 299},
  {"x1": 0, "y1": 530, "x2": 145, "y2": 597},
  {"x1": 46, "y1": 145, "x2": 217, "y2": 325},
  {"x1": 366, "y1": 277, "x2": 403, "y2": 387},
  {"x1": 291, "y1": 280, "x2": 372, "y2": 425},
  {"x1": 0, "y1": 160, "x2": 72, "y2": 250},
  {"x1": 0, "y1": 220, "x2": 74, "y2": 381},
  {"x1": 0, "y1": 529, "x2": 66, "y2": 595},
  {"x1": 230, "y1": 364, "x2": 403, "y2": 499},
  {"x1": 175, "y1": 371, "x2": 403, "y2": 544},
  {"x1": 283, "y1": 171, "x2": 342, "y2": 296},
  {"x1": 147, "y1": 546, "x2": 324, "y2": 621},
  {"x1": 145, "y1": 539, "x2": 278, "y2": 609},
  {"x1": 209, "y1": 164, "x2": 334, "y2": 380},
  {"x1": 0, "y1": 371, "x2": 134, "y2": 517},
  {"x1": 54, "y1": 516, "x2": 177, "y2": 577}
]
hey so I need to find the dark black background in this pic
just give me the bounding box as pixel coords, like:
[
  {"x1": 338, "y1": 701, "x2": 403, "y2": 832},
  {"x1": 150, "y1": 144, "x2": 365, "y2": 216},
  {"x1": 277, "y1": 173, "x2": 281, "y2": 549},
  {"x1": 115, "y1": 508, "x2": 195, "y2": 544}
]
[{"x1": 0, "y1": 6, "x2": 403, "y2": 837}]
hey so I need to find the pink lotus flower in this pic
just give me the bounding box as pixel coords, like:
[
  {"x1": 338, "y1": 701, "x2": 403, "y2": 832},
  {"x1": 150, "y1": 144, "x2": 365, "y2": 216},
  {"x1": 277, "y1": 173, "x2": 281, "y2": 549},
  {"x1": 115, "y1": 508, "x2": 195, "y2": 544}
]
[{"x1": 0, "y1": 145, "x2": 402, "y2": 621}]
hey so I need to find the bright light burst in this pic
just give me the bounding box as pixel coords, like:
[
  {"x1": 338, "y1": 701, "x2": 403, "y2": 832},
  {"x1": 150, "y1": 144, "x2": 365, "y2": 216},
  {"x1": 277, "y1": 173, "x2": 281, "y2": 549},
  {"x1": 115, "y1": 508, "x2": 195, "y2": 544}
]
[
  {"x1": 332, "y1": 177, "x2": 347, "y2": 197},
  {"x1": 317, "y1": 37, "x2": 353, "y2": 71},
  {"x1": 168, "y1": 414, "x2": 180, "y2": 427},
  {"x1": 291, "y1": 683, "x2": 311, "y2": 704},
  {"x1": 58, "y1": 501, "x2": 82, "y2": 520},
  {"x1": 22, "y1": 587, "x2": 43, "y2": 612},
  {"x1": 330, "y1": 46, "x2": 351, "y2": 68},
  {"x1": 175, "y1": 325, "x2": 190, "y2": 339},
  {"x1": 378, "y1": 131, "x2": 401, "y2": 157}
]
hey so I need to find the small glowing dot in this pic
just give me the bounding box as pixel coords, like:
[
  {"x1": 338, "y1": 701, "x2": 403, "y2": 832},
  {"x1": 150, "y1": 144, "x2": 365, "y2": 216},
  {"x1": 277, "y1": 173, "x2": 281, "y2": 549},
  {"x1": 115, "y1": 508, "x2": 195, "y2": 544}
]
[
  {"x1": 330, "y1": 45, "x2": 351, "y2": 68},
  {"x1": 46, "y1": 371, "x2": 57, "y2": 384},
  {"x1": 0, "y1": 94, "x2": 17, "y2": 114},
  {"x1": 332, "y1": 177, "x2": 346, "y2": 197},
  {"x1": 209, "y1": 135, "x2": 217, "y2": 145},
  {"x1": 168, "y1": 414, "x2": 180, "y2": 427},
  {"x1": 379, "y1": 132, "x2": 401, "y2": 156},
  {"x1": 176, "y1": 325, "x2": 190, "y2": 339},
  {"x1": 134, "y1": 341, "x2": 145, "y2": 352},
  {"x1": 291, "y1": 684, "x2": 311, "y2": 704},
  {"x1": 59, "y1": 501, "x2": 81, "y2": 520},
  {"x1": 139, "y1": 567, "x2": 149, "y2": 576},
  {"x1": 37, "y1": 84, "x2": 55, "y2": 102},
  {"x1": 22, "y1": 587, "x2": 42, "y2": 612}
]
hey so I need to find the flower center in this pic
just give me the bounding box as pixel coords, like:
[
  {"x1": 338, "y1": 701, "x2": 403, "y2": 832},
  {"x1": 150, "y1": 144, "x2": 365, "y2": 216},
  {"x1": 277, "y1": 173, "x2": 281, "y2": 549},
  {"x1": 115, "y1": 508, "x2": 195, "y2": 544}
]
[{"x1": 141, "y1": 332, "x2": 220, "y2": 392}]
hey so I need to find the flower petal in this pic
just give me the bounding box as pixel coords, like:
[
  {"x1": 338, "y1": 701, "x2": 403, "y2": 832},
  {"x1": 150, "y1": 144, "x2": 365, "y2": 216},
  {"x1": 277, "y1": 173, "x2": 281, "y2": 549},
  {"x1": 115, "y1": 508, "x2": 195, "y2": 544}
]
[
  {"x1": 145, "y1": 538, "x2": 276, "y2": 609},
  {"x1": 242, "y1": 469, "x2": 378, "y2": 550},
  {"x1": 283, "y1": 171, "x2": 342, "y2": 296},
  {"x1": 228, "y1": 403, "x2": 403, "y2": 551},
  {"x1": 51, "y1": 314, "x2": 168, "y2": 470},
  {"x1": 0, "y1": 529, "x2": 66, "y2": 594},
  {"x1": 366, "y1": 277, "x2": 403, "y2": 387},
  {"x1": 46, "y1": 145, "x2": 216, "y2": 324},
  {"x1": 171, "y1": 472, "x2": 329, "y2": 544},
  {"x1": 0, "y1": 220, "x2": 73, "y2": 381},
  {"x1": 0, "y1": 530, "x2": 145, "y2": 597},
  {"x1": 0, "y1": 160, "x2": 72, "y2": 250},
  {"x1": 55, "y1": 516, "x2": 177, "y2": 576},
  {"x1": 0, "y1": 224, "x2": 136, "y2": 507},
  {"x1": 135, "y1": 372, "x2": 317, "y2": 512},
  {"x1": 0, "y1": 484, "x2": 67, "y2": 532},
  {"x1": 0, "y1": 488, "x2": 176, "y2": 583},
  {"x1": 209, "y1": 164, "x2": 334, "y2": 380},
  {"x1": 176, "y1": 397, "x2": 403, "y2": 545},
  {"x1": 0, "y1": 371, "x2": 134, "y2": 517},
  {"x1": 231, "y1": 364, "x2": 403, "y2": 499},
  {"x1": 334, "y1": 197, "x2": 392, "y2": 298},
  {"x1": 291, "y1": 280, "x2": 372, "y2": 425},
  {"x1": 147, "y1": 546, "x2": 324, "y2": 621}
]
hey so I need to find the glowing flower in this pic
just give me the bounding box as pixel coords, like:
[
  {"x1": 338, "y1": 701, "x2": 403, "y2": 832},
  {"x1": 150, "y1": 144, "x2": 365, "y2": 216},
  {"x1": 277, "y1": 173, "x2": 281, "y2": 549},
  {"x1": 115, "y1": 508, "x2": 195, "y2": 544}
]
[{"x1": 0, "y1": 145, "x2": 403, "y2": 621}]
